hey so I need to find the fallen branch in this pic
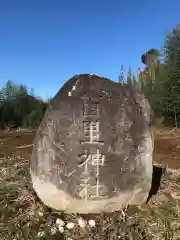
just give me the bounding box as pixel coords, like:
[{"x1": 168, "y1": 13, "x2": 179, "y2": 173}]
[{"x1": 16, "y1": 144, "x2": 34, "y2": 149}]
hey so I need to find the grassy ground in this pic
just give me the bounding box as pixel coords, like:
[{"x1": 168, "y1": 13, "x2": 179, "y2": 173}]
[{"x1": 1, "y1": 127, "x2": 180, "y2": 239}]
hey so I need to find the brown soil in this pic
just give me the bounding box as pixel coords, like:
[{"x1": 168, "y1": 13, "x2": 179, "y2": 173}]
[
  {"x1": 153, "y1": 126, "x2": 180, "y2": 169},
  {"x1": 0, "y1": 130, "x2": 36, "y2": 159}
]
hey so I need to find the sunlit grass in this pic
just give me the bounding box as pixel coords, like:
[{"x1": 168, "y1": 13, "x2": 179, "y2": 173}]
[{"x1": 0, "y1": 154, "x2": 151, "y2": 240}]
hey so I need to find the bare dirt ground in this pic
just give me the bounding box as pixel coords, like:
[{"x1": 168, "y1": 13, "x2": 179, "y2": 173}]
[
  {"x1": 0, "y1": 130, "x2": 35, "y2": 159},
  {"x1": 1, "y1": 126, "x2": 180, "y2": 239},
  {"x1": 153, "y1": 126, "x2": 180, "y2": 169}
]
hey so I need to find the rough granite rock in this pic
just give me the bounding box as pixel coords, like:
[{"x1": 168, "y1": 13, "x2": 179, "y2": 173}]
[{"x1": 30, "y1": 74, "x2": 153, "y2": 214}]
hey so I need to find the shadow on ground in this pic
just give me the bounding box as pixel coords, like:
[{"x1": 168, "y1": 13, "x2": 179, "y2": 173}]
[{"x1": 146, "y1": 165, "x2": 166, "y2": 203}]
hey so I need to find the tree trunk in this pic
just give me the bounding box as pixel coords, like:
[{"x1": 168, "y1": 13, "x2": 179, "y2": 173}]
[{"x1": 174, "y1": 105, "x2": 178, "y2": 128}]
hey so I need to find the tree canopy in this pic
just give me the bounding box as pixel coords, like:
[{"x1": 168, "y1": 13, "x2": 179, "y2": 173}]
[
  {"x1": 137, "y1": 24, "x2": 180, "y2": 127},
  {"x1": 0, "y1": 81, "x2": 47, "y2": 129}
]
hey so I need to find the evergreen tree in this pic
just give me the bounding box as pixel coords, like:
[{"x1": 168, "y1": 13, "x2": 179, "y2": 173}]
[
  {"x1": 0, "y1": 81, "x2": 47, "y2": 129},
  {"x1": 132, "y1": 74, "x2": 138, "y2": 88},
  {"x1": 127, "y1": 65, "x2": 133, "y2": 85},
  {"x1": 141, "y1": 49, "x2": 160, "y2": 87},
  {"x1": 163, "y1": 24, "x2": 180, "y2": 126},
  {"x1": 118, "y1": 64, "x2": 125, "y2": 84}
]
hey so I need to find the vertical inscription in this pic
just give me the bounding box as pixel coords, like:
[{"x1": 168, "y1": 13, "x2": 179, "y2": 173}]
[
  {"x1": 83, "y1": 99, "x2": 99, "y2": 117},
  {"x1": 81, "y1": 121, "x2": 104, "y2": 145},
  {"x1": 79, "y1": 97, "x2": 105, "y2": 199}
]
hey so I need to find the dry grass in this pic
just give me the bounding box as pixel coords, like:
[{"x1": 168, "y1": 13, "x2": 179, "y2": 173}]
[
  {"x1": 0, "y1": 154, "x2": 150, "y2": 239},
  {"x1": 138, "y1": 167, "x2": 180, "y2": 239},
  {"x1": 1, "y1": 127, "x2": 180, "y2": 239}
]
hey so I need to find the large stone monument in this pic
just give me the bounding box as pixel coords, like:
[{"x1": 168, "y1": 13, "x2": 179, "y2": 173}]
[{"x1": 30, "y1": 74, "x2": 153, "y2": 214}]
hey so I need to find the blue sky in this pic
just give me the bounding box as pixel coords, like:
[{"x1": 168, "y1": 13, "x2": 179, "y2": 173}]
[{"x1": 0, "y1": 0, "x2": 179, "y2": 99}]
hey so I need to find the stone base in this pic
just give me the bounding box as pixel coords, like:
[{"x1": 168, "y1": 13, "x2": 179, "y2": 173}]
[{"x1": 31, "y1": 174, "x2": 151, "y2": 214}]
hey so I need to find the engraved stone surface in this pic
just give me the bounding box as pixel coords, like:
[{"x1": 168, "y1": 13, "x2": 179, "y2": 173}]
[{"x1": 30, "y1": 74, "x2": 153, "y2": 214}]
